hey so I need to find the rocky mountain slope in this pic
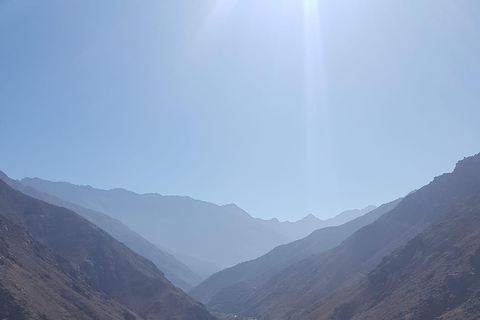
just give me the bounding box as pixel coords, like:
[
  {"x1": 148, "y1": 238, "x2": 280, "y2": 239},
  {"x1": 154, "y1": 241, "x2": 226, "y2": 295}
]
[
  {"x1": 231, "y1": 153, "x2": 480, "y2": 319},
  {"x1": 0, "y1": 170, "x2": 201, "y2": 291},
  {"x1": 190, "y1": 200, "x2": 397, "y2": 306},
  {"x1": 0, "y1": 179, "x2": 216, "y2": 320},
  {"x1": 0, "y1": 215, "x2": 140, "y2": 320},
  {"x1": 301, "y1": 198, "x2": 480, "y2": 320}
]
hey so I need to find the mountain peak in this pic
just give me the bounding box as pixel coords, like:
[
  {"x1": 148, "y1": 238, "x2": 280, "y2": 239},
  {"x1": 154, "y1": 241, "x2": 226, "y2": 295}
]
[
  {"x1": 300, "y1": 213, "x2": 320, "y2": 222},
  {"x1": 221, "y1": 203, "x2": 254, "y2": 220}
]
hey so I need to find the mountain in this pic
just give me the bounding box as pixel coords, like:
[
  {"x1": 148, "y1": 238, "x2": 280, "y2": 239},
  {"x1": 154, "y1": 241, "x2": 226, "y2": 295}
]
[
  {"x1": 0, "y1": 171, "x2": 201, "y2": 291},
  {"x1": 19, "y1": 179, "x2": 292, "y2": 274},
  {"x1": 324, "y1": 205, "x2": 378, "y2": 226},
  {"x1": 189, "y1": 200, "x2": 398, "y2": 306},
  {"x1": 301, "y1": 198, "x2": 480, "y2": 320},
  {"x1": 158, "y1": 246, "x2": 221, "y2": 280},
  {"x1": 255, "y1": 205, "x2": 377, "y2": 241},
  {"x1": 227, "y1": 153, "x2": 480, "y2": 319},
  {"x1": 0, "y1": 215, "x2": 140, "y2": 320},
  {"x1": 0, "y1": 178, "x2": 216, "y2": 320}
]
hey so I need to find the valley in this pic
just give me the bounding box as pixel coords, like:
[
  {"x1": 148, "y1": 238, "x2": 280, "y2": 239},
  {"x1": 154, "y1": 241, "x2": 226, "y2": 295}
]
[
  {"x1": 2, "y1": 1, "x2": 479, "y2": 318},
  {"x1": 2, "y1": 152, "x2": 480, "y2": 319}
]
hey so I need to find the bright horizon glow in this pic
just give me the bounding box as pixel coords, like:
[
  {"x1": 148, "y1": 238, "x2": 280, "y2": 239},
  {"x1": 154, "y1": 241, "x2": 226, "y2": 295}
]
[{"x1": 1, "y1": 0, "x2": 480, "y2": 220}]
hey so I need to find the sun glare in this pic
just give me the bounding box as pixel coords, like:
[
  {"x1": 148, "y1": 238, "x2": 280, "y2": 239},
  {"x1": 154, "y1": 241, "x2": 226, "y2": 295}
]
[{"x1": 190, "y1": 0, "x2": 337, "y2": 199}]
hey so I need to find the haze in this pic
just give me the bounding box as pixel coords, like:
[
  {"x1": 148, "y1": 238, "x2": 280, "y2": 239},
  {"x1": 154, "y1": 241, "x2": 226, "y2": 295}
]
[{"x1": 1, "y1": 0, "x2": 480, "y2": 220}]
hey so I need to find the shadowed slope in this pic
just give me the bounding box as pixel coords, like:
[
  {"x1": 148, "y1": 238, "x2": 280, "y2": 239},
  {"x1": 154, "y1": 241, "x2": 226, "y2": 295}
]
[
  {"x1": 20, "y1": 178, "x2": 290, "y2": 274},
  {"x1": 0, "y1": 179, "x2": 216, "y2": 320},
  {"x1": 0, "y1": 171, "x2": 201, "y2": 291},
  {"x1": 239, "y1": 153, "x2": 480, "y2": 319},
  {"x1": 190, "y1": 200, "x2": 398, "y2": 307},
  {"x1": 0, "y1": 215, "x2": 140, "y2": 320},
  {"x1": 303, "y1": 196, "x2": 480, "y2": 320}
]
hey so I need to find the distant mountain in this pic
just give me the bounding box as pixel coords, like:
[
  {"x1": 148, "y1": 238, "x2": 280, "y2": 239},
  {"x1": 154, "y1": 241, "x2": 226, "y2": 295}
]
[
  {"x1": 301, "y1": 199, "x2": 480, "y2": 320},
  {"x1": 255, "y1": 205, "x2": 377, "y2": 241},
  {"x1": 189, "y1": 201, "x2": 397, "y2": 306},
  {"x1": 0, "y1": 179, "x2": 216, "y2": 320},
  {"x1": 159, "y1": 246, "x2": 222, "y2": 280},
  {"x1": 324, "y1": 205, "x2": 378, "y2": 226},
  {"x1": 19, "y1": 179, "x2": 292, "y2": 274},
  {"x1": 233, "y1": 153, "x2": 480, "y2": 319},
  {"x1": 0, "y1": 171, "x2": 201, "y2": 291}
]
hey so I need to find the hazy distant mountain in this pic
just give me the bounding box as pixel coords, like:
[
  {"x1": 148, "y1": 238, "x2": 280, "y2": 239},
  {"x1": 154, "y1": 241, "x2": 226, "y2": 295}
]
[
  {"x1": 189, "y1": 201, "x2": 397, "y2": 306},
  {"x1": 232, "y1": 152, "x2": 480, "y2": 319},
  {"x1": 158, "y1": 246, "x2": 223, "y2": 280},
  {"x1": 19, "y1": 179, "x2": 291, "y2": 274},
  {"x1": 0, "y1": 171, "x2": 201, "y2": 291},
  {"x1": 255, "y1": 205, "x2": 377, "y2": 241},
  {"x1": 0, "y1": 178, "x2": 216, "y2": 320}
]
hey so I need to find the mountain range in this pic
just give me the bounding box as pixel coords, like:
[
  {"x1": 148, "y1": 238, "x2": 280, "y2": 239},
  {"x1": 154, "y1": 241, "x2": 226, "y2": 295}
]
[
  {"x1": 212, "y1": 153, "x2": 480, "y2": 319},
  {"x1": 0, "y1": 178, "x2": 215, "y2": 320},
  {"x1": 303, "y1": 198, "x2": 480, "y2": 319},
  {"x1": 19, "y1": 178, "x2": 374, "y2": 277},
  {"x1": 3, "y1": 152, "x2": 479, "y2": 319},
  {"x1": 255, "y1": 205, "x2": 377, "y2": 241},
  {"x1": 0, "y1": 171, "x2": 201, "y2": 291},
  {"x1": 190, "y1": 201, "x2": 396, "y2": 306}
]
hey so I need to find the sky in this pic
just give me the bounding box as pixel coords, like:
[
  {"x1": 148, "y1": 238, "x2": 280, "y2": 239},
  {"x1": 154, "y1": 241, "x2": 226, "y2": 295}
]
[{"x1": 1, "y1": 0, "x2": 480, "y2": 221}]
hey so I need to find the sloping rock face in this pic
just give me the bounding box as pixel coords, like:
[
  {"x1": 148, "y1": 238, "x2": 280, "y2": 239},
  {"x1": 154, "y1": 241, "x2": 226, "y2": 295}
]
[
  {"x1": 0, "y1": 215, "x2": 139, "y2": 320},
  {"x1": 303, "y1": 198, "x2": 480, "y2": 320},
  {"x1": 239, "y1": 153, "x2": 480, "y2": 319},
  {"x1": 0, "y1": 179, "x2": 216, "y2": 320}
]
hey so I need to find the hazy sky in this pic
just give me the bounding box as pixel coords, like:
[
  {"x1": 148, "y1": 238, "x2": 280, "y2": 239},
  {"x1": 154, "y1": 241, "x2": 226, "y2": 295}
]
[{"x1": 1, "y1": 0, "x2": 480, "y2": 221}]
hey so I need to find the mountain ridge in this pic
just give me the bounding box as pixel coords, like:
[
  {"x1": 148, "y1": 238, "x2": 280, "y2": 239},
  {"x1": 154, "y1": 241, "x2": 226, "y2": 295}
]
[
  {"x1": 0, "y1": 178, "x2": 216, "y2": 320},
  {"x1": 302, "y1": 195, "x2": 480, "y2": 319},
  {"x1": 0, "y1": 171, "x2": 202, "y2": 291},
  {"x1": 228, "y1": 152, "x2": 480, "y2": 319},
  {"x1": 189, "y1": 200, "x2": 397, "y2": 306},
  {"x1": 0, "y1": 214, "x2": 141, "y2": 320},
  {"x1": 255, "y1": 205, "x2": 377, "y2": 241},
  {"x1": 18, "y1": 178, "x2": 311, "y2": 275}
]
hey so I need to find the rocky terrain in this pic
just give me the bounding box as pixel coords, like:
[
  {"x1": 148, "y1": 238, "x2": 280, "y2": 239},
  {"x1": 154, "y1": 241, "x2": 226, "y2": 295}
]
[
  {"x1": 0, "y1": 179, "x2": 216, "y2": 320},
  {"x1": 0, "y1": 215, "x2": 139, "y2": 320},
  {"x1": 303, "y1": 196, "x2": 480, "y2": 320}
]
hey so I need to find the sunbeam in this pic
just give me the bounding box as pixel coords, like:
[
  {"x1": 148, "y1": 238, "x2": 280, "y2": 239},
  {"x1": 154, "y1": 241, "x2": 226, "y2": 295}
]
[
  {"x1": 302, "y1": 0, "x2": 339, "y2": 207},
  {"x1": 191, "y1": 0, "x2": 239, "y2": 51}
]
